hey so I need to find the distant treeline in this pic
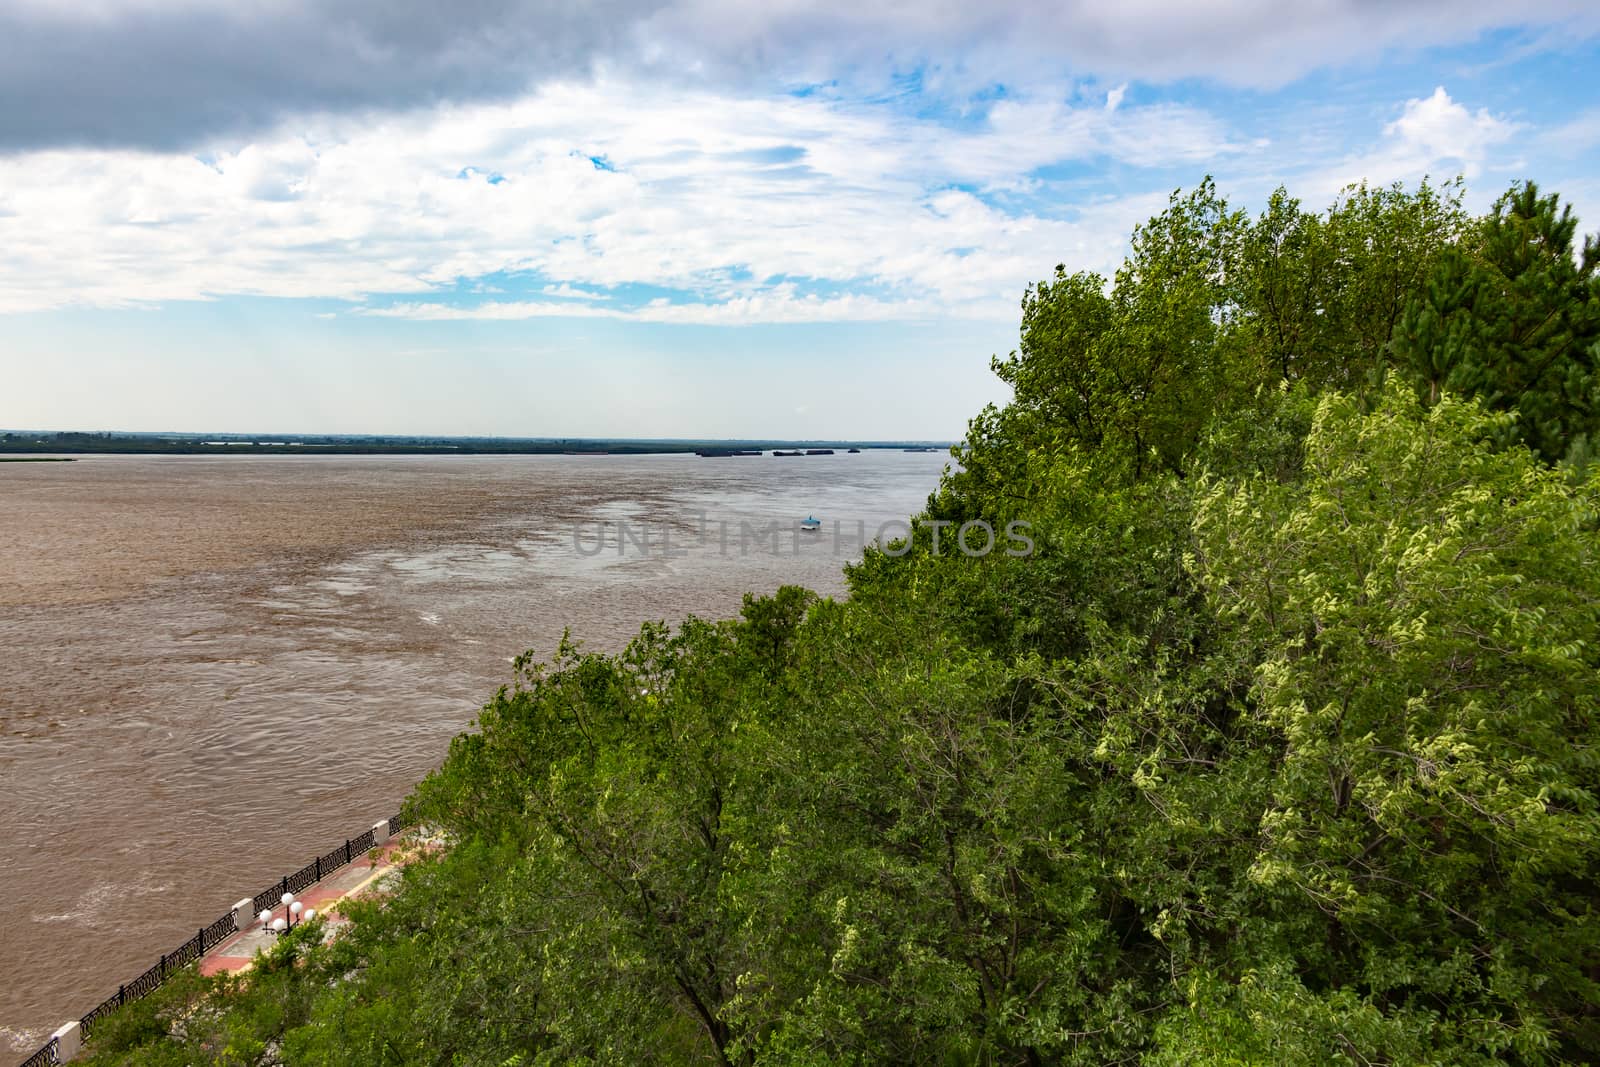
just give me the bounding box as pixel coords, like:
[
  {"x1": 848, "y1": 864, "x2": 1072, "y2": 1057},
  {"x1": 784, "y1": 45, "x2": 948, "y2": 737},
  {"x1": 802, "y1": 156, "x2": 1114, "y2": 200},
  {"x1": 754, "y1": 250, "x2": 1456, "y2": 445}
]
[{"x1": 0, "y1": 432, "x2": 950, "y2": 456}]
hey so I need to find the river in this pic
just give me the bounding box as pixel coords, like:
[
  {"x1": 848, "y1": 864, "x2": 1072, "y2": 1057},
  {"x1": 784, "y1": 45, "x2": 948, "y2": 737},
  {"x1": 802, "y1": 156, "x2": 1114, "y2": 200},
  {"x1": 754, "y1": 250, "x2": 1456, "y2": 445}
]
[{"x1": 0, "y1": 450, "x2": 946, "y2": 1053}]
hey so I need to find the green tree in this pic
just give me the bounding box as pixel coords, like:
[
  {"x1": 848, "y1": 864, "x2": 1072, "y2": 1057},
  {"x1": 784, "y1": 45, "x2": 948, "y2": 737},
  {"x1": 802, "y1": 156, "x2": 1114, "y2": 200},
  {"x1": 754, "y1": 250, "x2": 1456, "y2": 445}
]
[
  {"x1": 1235, "y1": 178, "x2": 1468, "y2": 390},
  {"x1": 1172, "y1": 384, "x2": 1600, "y2": 1061},
  {"x1": 1396, "y1": 180, "x2": 1600, "y2": 463},
  {"x1": 1315, "y1": 177, "x2": 1469, "y2": 385}
]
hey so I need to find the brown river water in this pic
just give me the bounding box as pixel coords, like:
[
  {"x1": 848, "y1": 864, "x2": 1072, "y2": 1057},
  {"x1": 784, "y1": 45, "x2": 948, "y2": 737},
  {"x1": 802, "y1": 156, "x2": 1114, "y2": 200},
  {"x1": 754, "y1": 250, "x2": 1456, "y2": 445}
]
[{"x1": 0, "y1": 450, "x2": 947, "y2": 1054}]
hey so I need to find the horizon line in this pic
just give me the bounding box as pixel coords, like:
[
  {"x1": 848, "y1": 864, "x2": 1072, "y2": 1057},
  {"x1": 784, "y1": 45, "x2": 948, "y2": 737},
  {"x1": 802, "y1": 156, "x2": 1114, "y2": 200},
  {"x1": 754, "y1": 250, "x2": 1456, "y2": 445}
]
[{"x1": 1, "y1": 428, "x2": 957, "y2": 446}]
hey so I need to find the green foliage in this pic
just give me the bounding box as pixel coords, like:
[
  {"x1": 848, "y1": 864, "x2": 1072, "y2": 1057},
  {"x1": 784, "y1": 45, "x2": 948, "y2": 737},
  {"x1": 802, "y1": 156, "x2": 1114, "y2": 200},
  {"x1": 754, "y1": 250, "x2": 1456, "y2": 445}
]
[
  {"x1": 1395, "y1": 180, "x2": 1600, "y2": 464},
  {"x1": 1186, "y1": 384, "x2": 1600, "y2": 1062},
  {"x1": 77, "y1": 920, "x2": 334, "y2": 1067},
  {"x1": 941, "y1": 176, "x2": 1467, "y2": 529},
  {"x1": 1313, "y1": 177, "x2": 1472, "y2": 384},
  {"x1": 76, "y1": 176, "x2": 1600, "y2": 1065}
]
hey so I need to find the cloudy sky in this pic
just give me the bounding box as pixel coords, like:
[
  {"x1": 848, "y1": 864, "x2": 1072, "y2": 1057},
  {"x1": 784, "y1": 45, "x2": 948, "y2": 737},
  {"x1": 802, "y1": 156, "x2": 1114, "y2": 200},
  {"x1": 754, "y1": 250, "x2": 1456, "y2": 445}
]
[{"x1": 3, "y1": 2, "x2": 1598, "y2": 439}]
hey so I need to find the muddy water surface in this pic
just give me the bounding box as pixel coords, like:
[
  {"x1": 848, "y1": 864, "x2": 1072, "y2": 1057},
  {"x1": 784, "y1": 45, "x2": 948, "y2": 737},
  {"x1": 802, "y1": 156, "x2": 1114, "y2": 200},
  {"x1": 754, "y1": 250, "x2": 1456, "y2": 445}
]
[{"x1": 0, "y1": 451, "x2": 946, "y2": 1053}]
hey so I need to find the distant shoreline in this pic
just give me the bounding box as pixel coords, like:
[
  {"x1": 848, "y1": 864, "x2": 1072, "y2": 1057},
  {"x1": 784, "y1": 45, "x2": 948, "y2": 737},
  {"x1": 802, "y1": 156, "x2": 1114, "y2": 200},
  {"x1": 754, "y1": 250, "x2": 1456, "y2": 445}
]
[
  {"x1": 0, "y1": 456, "x2": 76, "y2": 462},
  {"x1": 0, "y1": 436, "x2": 951, "y2": 457}
]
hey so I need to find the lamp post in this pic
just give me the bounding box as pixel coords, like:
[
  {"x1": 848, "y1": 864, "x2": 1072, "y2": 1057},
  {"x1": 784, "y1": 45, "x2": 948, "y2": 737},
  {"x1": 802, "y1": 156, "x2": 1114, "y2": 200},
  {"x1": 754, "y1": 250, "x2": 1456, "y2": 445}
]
[{"x1": 258, "y1": 892, "x2": 316, "y2": 937}]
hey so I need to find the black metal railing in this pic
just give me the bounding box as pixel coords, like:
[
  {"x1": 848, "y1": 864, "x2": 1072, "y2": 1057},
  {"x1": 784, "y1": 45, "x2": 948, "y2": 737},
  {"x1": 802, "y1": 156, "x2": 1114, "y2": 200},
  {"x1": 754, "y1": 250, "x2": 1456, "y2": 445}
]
[
  {"x1": 15, "y1": 812, "x2": 409, "y2": 1065},
  {"x1": 16, "y1": 1040, "x2": 57, "y2": 1067}
]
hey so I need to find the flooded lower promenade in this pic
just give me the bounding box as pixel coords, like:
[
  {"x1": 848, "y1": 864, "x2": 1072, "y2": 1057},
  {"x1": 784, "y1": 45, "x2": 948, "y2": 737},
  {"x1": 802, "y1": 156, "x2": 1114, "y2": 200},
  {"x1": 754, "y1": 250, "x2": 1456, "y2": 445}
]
[{"x1": 0, "y1": 451, "x2": 945, "y2": 1053}]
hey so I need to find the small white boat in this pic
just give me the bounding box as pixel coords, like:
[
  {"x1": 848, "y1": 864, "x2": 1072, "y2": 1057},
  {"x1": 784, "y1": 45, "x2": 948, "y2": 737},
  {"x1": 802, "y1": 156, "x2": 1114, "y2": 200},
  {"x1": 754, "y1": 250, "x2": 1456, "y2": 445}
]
[{"x1": 799, "y1": 515, "x2": 822, "y2": 532}]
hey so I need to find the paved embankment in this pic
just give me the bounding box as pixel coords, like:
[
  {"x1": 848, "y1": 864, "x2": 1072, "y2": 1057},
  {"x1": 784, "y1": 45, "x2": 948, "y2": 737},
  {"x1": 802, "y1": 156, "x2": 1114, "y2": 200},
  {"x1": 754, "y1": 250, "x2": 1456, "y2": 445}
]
[{"x1": 198, "y1": 838, "x2": 410, "y2": 977}]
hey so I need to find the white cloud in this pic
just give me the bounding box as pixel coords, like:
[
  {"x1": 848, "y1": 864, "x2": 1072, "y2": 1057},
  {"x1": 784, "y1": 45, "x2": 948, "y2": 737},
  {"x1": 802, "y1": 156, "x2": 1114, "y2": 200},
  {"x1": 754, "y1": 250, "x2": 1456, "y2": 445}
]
[
  {"x1": 1384, "y1": 87, "x2": 1517, "y2": 169},
  {"x1": 540, "y1": 284, "x2": 608, "y2": 301},
  {"x1": 1312, "y1": 86, "x2": 1518, "y2": 196},
  {"x1": 365, "y1": 292, "x2": 951, "y2": 326},
  {"x1": 0, "y1": 76, "x2": 1558, "y2": 327},
  {"x1": 0, "y1": 79, "x2": 1214, "y2": 319}
]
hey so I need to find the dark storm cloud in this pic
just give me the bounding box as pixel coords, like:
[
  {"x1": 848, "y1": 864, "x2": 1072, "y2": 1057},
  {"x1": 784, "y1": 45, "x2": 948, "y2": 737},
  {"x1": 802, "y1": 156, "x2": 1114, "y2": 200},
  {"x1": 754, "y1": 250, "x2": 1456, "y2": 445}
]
[
  {"x1": 1, "y1": 0, "x2": 1596, "y2": 154},
  {"x1": 0, "y1": 0, "x2": 665, "y2": 151}
]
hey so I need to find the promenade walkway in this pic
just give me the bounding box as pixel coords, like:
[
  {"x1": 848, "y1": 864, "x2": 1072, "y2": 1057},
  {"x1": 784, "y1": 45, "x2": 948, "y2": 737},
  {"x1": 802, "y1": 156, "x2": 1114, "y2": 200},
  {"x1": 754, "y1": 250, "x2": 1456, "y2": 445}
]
[
  {"x1": 18, "y1": 827, "x2": 432, "y2": 1066},
  {"x1": 197, "y1": 838, "x2": 407, "y2": 977}
]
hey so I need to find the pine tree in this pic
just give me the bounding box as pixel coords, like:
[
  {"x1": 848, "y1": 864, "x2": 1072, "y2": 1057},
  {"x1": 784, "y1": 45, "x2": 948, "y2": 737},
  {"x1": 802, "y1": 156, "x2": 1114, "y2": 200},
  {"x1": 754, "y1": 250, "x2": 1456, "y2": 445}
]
[{"x1": 1394, "y1": 181, "x2": 1600, "y2": 464}]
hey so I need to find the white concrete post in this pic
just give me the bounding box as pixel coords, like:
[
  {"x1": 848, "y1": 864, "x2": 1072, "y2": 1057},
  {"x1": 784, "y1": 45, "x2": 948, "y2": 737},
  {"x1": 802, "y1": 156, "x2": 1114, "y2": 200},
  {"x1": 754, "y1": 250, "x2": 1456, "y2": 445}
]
[
  {"x1": 372, "y1": 818, "x2": 390, "y2": 846},
  {"x1": 52, "y1": 1020, "x2": 82, "y2": 1061},
  {"x1": 232, "y1": 897, "x2": 254, "y2": 933}
]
